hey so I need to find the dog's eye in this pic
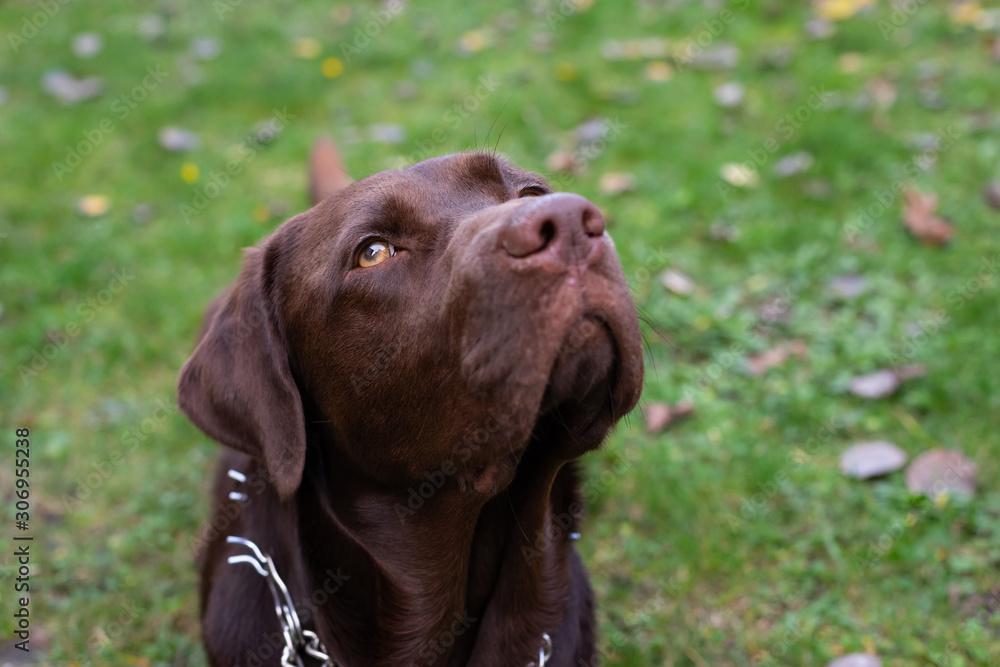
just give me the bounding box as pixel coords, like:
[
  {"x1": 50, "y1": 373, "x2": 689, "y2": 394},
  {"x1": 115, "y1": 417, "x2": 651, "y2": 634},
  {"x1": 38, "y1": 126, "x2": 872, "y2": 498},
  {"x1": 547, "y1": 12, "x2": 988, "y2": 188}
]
[
  {"x1": 358, "y1": 239, "x2": 396, "y2": 268},
  {"x1": 519, "y1": 187, "x2": 546, "y2": 198}
]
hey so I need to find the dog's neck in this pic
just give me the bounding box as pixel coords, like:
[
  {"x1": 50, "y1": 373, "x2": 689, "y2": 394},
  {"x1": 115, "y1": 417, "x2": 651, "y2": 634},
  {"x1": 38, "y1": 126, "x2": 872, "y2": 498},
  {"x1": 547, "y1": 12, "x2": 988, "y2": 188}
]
[{"x1": 293, "y1": 426, "x2": 579, "y2": 667}]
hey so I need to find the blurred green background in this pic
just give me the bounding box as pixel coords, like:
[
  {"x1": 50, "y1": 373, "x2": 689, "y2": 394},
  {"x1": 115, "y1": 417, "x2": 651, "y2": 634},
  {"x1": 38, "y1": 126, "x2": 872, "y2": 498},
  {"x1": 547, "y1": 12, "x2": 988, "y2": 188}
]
[{"x1": 2, "y1": 0, "x2": 1000, "y2": 664}]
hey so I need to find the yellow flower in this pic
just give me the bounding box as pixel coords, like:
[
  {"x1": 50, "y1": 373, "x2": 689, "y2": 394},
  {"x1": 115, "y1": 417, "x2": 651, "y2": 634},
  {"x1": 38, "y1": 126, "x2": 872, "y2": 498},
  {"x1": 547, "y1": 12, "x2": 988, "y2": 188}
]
[
  {"x1": 181, "y1": 163, "x2": 199, "y2": 183},
  {"x1": 459, "y1": 30, "x2": 487, "y2": 54},
  {"x1": 253, "y1": 204, "x2": 271, "y2": 223},
  {"x1": 950, "y1": 2, "x2": 982, "y2": 26},
  {"x1": 815, "y1": 0, "x2": 874, "y2": 21},
  {"x1": 554, "y1": 61, "x2": 577, "y2": 81},
  {"x1": 644, "y1": 61, "x2": 673, "y2": 82},
  {"x1": 322, "y1": 57, "x2": 344, "y2": 78}
]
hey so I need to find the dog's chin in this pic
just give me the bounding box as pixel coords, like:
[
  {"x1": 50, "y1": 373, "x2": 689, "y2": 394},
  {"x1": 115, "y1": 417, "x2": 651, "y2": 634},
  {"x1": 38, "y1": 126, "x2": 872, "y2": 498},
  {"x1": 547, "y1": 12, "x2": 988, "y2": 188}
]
[{"x1": 539, "y1": 315, "x2": 618, "y2": 415}]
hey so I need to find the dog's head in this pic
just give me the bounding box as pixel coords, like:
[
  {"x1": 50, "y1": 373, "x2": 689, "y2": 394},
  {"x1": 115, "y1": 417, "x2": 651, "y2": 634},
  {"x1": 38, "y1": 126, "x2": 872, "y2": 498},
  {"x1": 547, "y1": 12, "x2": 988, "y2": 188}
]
[{"x1": 178, "y1": 151, "x2": 643, "y2": 500}]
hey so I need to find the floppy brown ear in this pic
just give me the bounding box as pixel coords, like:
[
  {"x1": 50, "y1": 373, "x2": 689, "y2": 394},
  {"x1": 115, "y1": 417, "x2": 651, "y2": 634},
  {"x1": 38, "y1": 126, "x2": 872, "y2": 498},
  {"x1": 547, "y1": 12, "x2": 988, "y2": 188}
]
[{"x1": 177, "y1": 242, "x2": 305, "y2": 500}]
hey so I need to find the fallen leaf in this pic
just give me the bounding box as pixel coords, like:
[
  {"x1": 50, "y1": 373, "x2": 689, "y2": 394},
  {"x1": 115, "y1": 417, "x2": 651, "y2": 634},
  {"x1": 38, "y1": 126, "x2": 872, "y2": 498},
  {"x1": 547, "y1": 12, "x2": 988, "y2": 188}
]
[
  {"x1": 659, "y1": 269, "x2": 695, "y2": 296},
  {"x1": 42, "y1": 70, "x2": 102, "y2": 104},
  {"x1": 849, "y1": 369, "x2": 898, "y2": 398},
  {"x1": 546, "y1": 150, "x2": 581, "y2": 175},
  {"x1": 827, "y1": 655, "x2": 882, "y2": 667},
  {"x1": 644, "y1": 401, "x2": 695, "y2": 433},
  {"x1": 686, "y1": 43, "x2": 740, "y2": 70},
  {"x1": 77, "y1": 195, "x2": 110, "y2": 217},
  {"x1": 905, "y1": 449, "x2": 977, "y2": 498},
  {"x1": 720, "y1": 163, "x2": 759, "y2": 188},
  {"x1": 746, "y1": 340, "x2": 807, "y2": 376},
  {"x1": 902, "y1": 188, "x2": 954, "y2": 245},
  {"x1": 598, "y1": 172, "x2": 636, "y2": 195},
  {"x1": 983, "y1": 181, "x2": 1000, "y2": 210},
  {"x1": 840, "y1": 441, "x2": 907, "y2": 479},
  {"x1": 867, "y1": 77, "x2": 897, "y2": 110},
  {"x1": 894, "y1": 363, "x2": 926, "y2": 381}
]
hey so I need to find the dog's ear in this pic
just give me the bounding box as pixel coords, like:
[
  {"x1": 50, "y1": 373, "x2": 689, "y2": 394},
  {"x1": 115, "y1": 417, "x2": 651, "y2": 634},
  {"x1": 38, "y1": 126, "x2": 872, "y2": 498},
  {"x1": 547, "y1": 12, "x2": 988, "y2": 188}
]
[{"x1": 178, "y1": 242, "x2": 305, "y2": 500}]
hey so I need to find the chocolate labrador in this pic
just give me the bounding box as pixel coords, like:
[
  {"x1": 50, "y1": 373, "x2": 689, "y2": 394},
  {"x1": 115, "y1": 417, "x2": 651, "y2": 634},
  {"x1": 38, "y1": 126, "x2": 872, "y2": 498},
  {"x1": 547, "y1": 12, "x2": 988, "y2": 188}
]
[{"x1": 178, "y1": 139, "x2": 644, "y2": 666}]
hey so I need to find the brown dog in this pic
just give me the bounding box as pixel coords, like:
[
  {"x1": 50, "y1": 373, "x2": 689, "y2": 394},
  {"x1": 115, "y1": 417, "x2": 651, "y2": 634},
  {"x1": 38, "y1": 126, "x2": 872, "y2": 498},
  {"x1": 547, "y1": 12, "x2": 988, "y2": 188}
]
[{"x1": 178, "y1": 140, "x2": 644, "y2": 666}]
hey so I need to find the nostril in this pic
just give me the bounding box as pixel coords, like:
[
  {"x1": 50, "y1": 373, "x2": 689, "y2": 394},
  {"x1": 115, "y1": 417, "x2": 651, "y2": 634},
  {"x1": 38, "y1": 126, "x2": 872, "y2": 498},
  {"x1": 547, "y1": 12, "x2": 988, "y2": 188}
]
[
  {"x1": 581, "y1": 207, "x2": 605, "y2": 237},
  {"x1": 539, "y1": 219, "x2": 556, "y2": 248}
]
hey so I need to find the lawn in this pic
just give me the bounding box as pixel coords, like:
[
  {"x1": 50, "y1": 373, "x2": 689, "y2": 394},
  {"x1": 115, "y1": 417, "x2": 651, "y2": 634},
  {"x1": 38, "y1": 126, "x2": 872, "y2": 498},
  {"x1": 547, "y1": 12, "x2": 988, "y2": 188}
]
[{"x1": 1, "y1": 0, "x2": 999, "y2": 665}]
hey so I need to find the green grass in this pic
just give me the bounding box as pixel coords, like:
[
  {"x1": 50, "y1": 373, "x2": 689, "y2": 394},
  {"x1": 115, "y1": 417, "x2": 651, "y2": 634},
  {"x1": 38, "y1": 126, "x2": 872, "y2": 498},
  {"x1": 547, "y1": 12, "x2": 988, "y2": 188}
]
[{"x1": 2, "y1": 0, "x2": 999, "y2": 664}]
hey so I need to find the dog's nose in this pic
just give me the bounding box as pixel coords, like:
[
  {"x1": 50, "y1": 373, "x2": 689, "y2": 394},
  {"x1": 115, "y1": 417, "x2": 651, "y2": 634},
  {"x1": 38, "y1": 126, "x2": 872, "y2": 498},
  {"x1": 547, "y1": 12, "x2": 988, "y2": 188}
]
[{"x1": 500, "y1": 193, "x2": 605, "y2": 266}]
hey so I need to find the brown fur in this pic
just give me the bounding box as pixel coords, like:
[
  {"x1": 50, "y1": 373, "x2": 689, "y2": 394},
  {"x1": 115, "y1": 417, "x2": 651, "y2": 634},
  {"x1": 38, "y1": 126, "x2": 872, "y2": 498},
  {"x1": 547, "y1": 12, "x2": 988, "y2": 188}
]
[{"x1": 178, "y1": 141, "x2": 644, "y2": 666}]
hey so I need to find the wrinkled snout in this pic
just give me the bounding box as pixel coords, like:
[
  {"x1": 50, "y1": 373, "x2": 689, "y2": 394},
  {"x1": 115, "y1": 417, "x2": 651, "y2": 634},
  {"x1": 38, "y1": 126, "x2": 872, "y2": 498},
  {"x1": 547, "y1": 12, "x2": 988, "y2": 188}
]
[{"x1": 499, "y1": 193, "x2": 606, "y2": 270}]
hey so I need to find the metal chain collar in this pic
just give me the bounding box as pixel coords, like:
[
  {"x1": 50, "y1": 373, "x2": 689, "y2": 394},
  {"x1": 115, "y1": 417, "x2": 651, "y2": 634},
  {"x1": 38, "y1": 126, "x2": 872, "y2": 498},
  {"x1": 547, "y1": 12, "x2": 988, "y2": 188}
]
[{"x1": 225, "y1": 468, "x2": 554, "y2": 667}]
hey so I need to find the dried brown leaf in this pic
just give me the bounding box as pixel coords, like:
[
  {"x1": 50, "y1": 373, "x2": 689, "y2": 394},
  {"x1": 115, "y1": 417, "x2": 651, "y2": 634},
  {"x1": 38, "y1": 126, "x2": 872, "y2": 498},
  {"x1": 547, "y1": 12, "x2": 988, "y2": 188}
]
[{"x1": 902, "y1": 188, "x2": 954, "y2": 246}]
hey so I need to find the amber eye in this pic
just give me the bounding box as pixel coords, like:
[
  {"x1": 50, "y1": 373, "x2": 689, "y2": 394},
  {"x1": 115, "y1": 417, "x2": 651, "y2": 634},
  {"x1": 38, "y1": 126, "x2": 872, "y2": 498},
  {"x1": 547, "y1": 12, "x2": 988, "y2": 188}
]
[
  {"x1": 519, "y1": 186, "x2": 546, "y2": 198},
  {"x1": 358, "y1": 239, "x2": 396, "y2": 268}
]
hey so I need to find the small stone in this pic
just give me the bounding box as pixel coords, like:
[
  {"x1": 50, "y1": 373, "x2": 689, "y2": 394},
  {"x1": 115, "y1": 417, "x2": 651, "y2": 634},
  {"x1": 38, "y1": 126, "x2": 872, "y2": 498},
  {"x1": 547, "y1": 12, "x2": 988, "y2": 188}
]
[
  {"x1": 395, "y1": 80, "x2": 419, "y2": 100},
  {"x1": 841, "y1": 441, "x2": 908, "y2": 479},
  {"x1": 659, "y1": 269, "x2": 695, "y2": 296},
  {"x1": 849, "y1": 369, "x2": 899, "y2": 399},
  {"x1": 905, "y1": 449, "x2": 977, "y2": 498},
  {"x1": 828, "y1": 274, "x2": 868, "y2": 299},
  {"x1": 72, "y1": 32, "x2": 103, "y2": 58},
  {"x1": 132, "y1": 204, "x2": 153, "y2": 224},
  {"x1": 574, "y1": 118, "x2": 609, "y2": 145},
  {"x1": 191, "y1": 37, "x2": 222, "y2": 61},
  {"x1": 774, "y1": 151, "x2": 813, "y2": 178},
  {"x1": 805, "y1": 17, "x2": 835, "y2": 39},
  {"x1": 713, "y1": 82, "x2": 745, "y2": 108},
  {"x1": 158, "y1": 126, "x2": 201, "y2": 152},
  {"x1": 137, "y1": 14, "x2": 166, "y2": 40},
  {"x1": 827, "y1": 655, "x2": 881, "y2": 667},
  {"x1": 369, "y1": 124, "x2": 406, "y2": 144}
]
